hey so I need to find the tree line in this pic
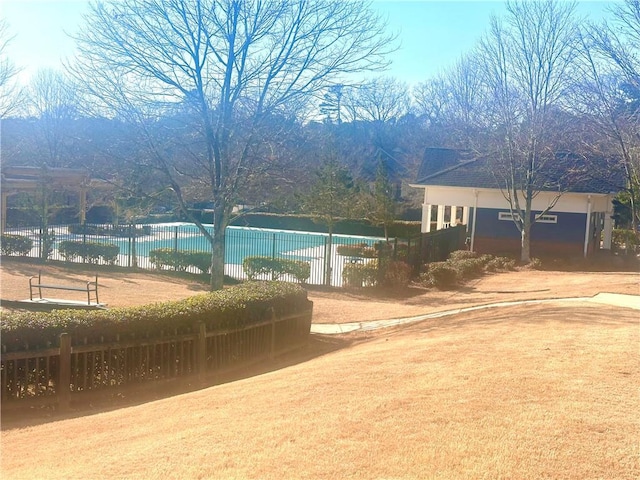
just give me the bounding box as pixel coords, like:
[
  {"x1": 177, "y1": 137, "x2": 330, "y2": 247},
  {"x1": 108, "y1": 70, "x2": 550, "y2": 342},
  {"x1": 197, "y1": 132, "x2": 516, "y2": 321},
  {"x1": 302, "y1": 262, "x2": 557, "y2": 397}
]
[{"x1": 1, "y1": 0, "x2": 638, "y2": 287}]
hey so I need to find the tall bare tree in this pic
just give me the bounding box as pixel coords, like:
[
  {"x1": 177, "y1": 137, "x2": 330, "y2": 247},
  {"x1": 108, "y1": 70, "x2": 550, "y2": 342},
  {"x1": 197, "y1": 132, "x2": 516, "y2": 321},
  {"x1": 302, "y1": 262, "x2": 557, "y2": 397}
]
[
  {"x1": 0, "y1": 18, "x2": 23, "y2": 118},
  {"x1": 28, "y1": 69, "x2": 78, "y2": 167},
  {"x1": 70, "y1": 0, "x2": 395, "y2": 289},
  {"x1": 344, "y1": 76, "x2": 410, "y2": 123},
  {"x1": 413, "y1": 55, "x2": 488, "y2": 146},
  {"x1": 576, "y1": 0, "x2": 640, "y2": 230},
  {"x1": 477, "y1": 0, "x2": 580, "y2": 263}
]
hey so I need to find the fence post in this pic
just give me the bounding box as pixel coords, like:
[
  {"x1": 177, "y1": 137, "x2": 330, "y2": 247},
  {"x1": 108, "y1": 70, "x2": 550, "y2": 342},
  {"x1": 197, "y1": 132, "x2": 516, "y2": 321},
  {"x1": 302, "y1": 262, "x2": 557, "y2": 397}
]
[
  {"x1": 197, "y1": 323, "x2": 206, "y2": 379},
  {"x1": 58, "y1": 333, "x2": 71, "y2": 410},
  {"x1": 271, "y1": 233, "x2": 277, "y2": 281},
  {"x1": 269, "y1": 307, "x2": 276, "y2": 360},
  {"x1": 173, "y1": 226, "x2": 179, "y2": 252}
]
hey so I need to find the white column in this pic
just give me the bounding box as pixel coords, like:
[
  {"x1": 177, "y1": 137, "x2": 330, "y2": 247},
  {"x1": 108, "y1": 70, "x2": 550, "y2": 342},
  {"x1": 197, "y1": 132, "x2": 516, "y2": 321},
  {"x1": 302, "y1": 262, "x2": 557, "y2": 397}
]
[
  {"x1": 450, "y1": 205, "x2": 457, "y2": 225},
  {"x1": 436, "y1": 205, "x2": 445, "y2": 230},
  {"x1": 462, "y1": 206, "x2": 469, "y2": 227},
  {"x1": 583, "y1": 195, "x2": 592, "y2": 258},
  {"x1": 470, "y1": 191, "x2": 478, "y2": 251},
  {"x1": 603, "y1": 196, "x2": 613, "y2": 250},
  {"x1": 422, "y1": 203, "x2": 432, "y2": 233}
]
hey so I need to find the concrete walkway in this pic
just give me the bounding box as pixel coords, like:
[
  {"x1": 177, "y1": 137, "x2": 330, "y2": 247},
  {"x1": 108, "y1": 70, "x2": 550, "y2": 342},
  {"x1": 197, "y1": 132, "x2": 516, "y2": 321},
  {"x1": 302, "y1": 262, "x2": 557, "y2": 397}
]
[{"x1": 310, "y1": 293, "x2": 640, "y2": 335}]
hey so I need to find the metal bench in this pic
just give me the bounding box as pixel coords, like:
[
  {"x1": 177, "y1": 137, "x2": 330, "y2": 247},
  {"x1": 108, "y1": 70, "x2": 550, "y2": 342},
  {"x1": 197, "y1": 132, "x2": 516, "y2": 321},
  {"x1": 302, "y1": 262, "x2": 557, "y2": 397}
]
[{"x1": 29, "y1": 271, "x2": 99, "y2": 305}]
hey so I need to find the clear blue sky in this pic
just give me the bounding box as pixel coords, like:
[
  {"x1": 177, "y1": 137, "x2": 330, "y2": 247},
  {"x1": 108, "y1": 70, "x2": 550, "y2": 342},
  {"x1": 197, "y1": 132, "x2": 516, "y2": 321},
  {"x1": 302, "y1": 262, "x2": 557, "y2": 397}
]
[{"x1": 2, "y1": 0, "x2": 614, "y2": 87}]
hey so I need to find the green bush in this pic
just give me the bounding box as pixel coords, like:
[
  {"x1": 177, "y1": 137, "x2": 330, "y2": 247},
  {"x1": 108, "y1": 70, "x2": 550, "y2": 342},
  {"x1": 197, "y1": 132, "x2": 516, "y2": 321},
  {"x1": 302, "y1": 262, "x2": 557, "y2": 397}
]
[
  {"x1": 383, "y1": 260, "x2": 412, "y2": 286},
  {"x1": 149, "y1": 249, "x2": 211, "y2": 273},
  {"x1": 449, "y1": 257, "x2": 486, "y2": 279},
  {"x1": 0, "y1": 282, "x2": 312, "y2": 353},
  {"x1": 528, "y1": 257, "x2": 543, "y2": 270},
  {"x1": 484, "y1": 256, "x2": 516, "y2": 272},
  {"x1": 421, "y1": 262, "x2": 458, "y2": 289},
  {"x1": 448, "y1": 249, "x2": 478, "y2": 261},
  {"x1": 58, "y1": 241, "x2": 119, "y2": 265},
  {"x1": 0, "y1": 234, "x2": 33, "y2": 256},
  {"x1": 612, "y1": 229, "x2": 640, "y2": 251},
  {"x1": 336, "y1": 243, "x2": 377, "y2": 258},
  {"x1": 342, "y1": 260, "x2": 378, "y2": 287},
  {"x1": 242, "y1": 256, "x2": 311, "y2": 283}
]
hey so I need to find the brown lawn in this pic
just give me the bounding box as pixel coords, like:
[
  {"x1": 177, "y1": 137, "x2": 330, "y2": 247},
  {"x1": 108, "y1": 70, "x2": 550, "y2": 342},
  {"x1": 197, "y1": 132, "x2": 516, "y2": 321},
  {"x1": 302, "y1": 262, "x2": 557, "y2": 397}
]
[{"x1": 1, "y1": 259, "x2": 639, "y2": 479}]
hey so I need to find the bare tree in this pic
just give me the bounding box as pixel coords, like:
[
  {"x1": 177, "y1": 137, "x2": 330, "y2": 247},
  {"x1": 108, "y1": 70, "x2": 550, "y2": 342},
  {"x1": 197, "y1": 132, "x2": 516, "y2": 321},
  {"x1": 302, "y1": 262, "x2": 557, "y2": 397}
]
[
  {"x1": 0, "y1": 18, "x2": 23, "y2": 118},
  {"x1": 413, "y1": 55, "x2": 487, "y2": 146},
  {"x1": 576, "y1": 0, "x2": 640, "y2": 230},
  {"x1": 70, "y1": 0, "x2": 395, "y2": 289},
  {"x1": 477, "y1": 0, "x2": 580, "y2": 263},
  {"x1": 343, "y1": 76, "x2": 410, "y2": 123},
  {"x1": 28, "y1": 69, "x2": 78, "y2": 167}
]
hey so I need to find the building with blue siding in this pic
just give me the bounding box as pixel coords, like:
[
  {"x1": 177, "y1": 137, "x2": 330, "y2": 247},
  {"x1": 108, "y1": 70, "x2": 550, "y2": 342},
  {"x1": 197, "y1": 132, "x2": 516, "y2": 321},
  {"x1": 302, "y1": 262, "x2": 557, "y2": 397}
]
[{"x1": 410, "y1": 148, "x2": 623, "y2": 258}]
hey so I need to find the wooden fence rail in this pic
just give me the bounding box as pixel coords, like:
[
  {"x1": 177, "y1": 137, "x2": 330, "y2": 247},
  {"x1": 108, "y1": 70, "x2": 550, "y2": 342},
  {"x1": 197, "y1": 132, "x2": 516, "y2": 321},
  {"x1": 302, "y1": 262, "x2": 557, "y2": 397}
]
[{"x1": 1, "y1": 309, "x2": 312, "y2": 409}]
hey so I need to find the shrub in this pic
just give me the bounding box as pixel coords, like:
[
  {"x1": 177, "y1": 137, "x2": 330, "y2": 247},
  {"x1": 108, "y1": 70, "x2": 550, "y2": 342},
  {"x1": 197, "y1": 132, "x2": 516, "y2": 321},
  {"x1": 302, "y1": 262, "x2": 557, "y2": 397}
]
[
  {"x1": 336, "y1": 243, "x2": 377, "y2": 258},
  {"x1": 449, "y1": 257, "x2": 486, "y2": 280},
  {"x1": 448, "y1": 249, "x2": 478, "y2": 261},
  {"x1": 242, "y1": 256, "x2": 311, "y2": 283},
  {"x1": 383, "y1": 260, "x2": 412, "y2": 287},
  {"x1": 612, "y1": 229, "x2": 640, "y2": 251},
  {"x1": 484, "y1": 255, "x2": 516, "y2": 272},
  {"x1": 342, "y1": 260, "x2": 378, "y2": 287},
  {"x1": 0, "y1": 234, "x2": 33, "y2": 256},
  {"x1": 0, "y1": 282, "x2": 312, "y2": 353},
  {"x1": 58, "y1": 241, "x2": 119, "y2": 265},
  {"x1": 421, "y1": 262, "x2": 458, "y2": 289},
  {"x1": 149, "y1": 249, "x2": 212, "y2": 273},
  {"x1": 528, "y1": 257, "x2": 543, "y2": 270}
]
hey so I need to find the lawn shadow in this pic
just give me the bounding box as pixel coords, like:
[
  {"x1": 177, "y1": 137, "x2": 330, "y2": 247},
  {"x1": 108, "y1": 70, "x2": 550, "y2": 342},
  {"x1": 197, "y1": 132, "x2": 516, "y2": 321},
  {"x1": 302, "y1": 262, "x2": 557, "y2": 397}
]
[{"x1": 0, "y1": 334, "x2": 353, "y2": 431}]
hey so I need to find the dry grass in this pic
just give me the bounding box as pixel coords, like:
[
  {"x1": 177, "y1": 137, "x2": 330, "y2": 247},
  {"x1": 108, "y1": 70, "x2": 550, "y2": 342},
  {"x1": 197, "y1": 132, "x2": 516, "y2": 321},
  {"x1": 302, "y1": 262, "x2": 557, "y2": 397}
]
[{"x1": 2, "y1": 301, "x2": 639, "y2": 479}]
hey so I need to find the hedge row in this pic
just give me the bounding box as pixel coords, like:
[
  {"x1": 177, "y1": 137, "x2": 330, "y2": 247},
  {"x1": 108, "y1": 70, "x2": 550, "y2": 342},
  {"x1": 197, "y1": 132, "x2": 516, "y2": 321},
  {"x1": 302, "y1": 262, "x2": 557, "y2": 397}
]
[
  {"x1": 58, "y1": 241, "x2": 120, "y2": 265},
  {"x1": 0, "y1": 234, "x2": 33, "y2": 256},
  {"x1": 421, "y1": 250, "x2": 516, "y2": 289},
  {"x1": 0, "y1": 282, "x2": 312, "y2": 352},
  {"x1": 149, "y1": 248, "x2": 212, "y2": 274},
  {"x1": 242, "y1": 256, "x2": 311, "y2": 283}
]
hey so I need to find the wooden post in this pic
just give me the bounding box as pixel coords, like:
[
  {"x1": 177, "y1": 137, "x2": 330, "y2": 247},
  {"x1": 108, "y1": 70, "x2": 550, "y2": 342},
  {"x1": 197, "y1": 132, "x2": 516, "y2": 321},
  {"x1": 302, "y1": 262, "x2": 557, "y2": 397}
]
[
  {"x1": 58, "y1": 333, "x2": 71, "y2": 410},
  {"x1": 197, "y1": 323, "x2": 207, "y2": 378}
]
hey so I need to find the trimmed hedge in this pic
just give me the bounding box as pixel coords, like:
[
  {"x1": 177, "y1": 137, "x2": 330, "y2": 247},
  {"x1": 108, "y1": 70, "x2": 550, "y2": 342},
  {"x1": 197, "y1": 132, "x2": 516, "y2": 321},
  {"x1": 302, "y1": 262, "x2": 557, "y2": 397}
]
[
  {"x1": 342, "y1": 260, "x2": 378, "y2": 287},
  {"x1": 420, "y1": 250, "x2": 517, "y2": 289},
  {"x1": 58, "y1": 241, "x2": 120, "y2": 265},
  {"x1": 0, "y1": 282, "x2": 312, "y2": 352},
  {"x1": 243, "y1": 256, "x2": 311, "y2": 283},
  {"x1": 149, "y1": 248, "x2": 212, "y2": 274},
  {"x1": 0, "y1": 234, "x2": 33, "y2": 256},
  {"x1": 336, "y1": 243, "x2": 378, "y2": 258}
]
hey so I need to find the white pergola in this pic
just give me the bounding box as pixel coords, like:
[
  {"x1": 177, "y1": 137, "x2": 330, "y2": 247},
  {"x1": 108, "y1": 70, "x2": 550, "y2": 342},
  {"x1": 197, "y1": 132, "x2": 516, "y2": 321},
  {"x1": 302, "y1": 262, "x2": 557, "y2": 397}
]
[{"x1": 1, "y1": 166, "x2": 111, "y2": 233}]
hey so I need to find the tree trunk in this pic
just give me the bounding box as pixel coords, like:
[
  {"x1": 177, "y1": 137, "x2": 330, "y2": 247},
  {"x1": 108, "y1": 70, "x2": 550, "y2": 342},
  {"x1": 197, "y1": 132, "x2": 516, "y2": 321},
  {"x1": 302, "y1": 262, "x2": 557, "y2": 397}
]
[
  {"x1": 210, "y1": 206, "x2": 227, "y2": 291},
  {"x1": 324, "y1": 228, "x2": 333, "y2": 287},
  {"x1": 520, "y1": 218, "x2": 531, "y2": 264}
]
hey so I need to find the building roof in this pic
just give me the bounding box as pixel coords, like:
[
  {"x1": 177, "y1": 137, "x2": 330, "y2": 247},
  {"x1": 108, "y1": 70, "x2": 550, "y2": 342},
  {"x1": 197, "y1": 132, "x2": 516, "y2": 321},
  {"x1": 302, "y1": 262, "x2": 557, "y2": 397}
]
[{"x1": 415, "y1": 147, "x2": 624, "y2": 195}]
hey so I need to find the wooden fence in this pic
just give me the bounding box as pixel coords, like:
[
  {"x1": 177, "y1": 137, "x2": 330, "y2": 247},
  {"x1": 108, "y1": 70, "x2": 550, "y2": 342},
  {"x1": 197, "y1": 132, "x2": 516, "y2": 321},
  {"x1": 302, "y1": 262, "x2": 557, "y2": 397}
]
[{"x1": 1, "y1": 308, "x2": 312, "y2": 409}]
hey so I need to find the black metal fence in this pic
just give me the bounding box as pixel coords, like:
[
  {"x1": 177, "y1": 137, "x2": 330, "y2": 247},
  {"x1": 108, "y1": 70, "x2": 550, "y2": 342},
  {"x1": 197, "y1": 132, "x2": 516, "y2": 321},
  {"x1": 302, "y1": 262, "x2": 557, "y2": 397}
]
[
  {"x1": 2, "y1": 223, "x2": 386, "y2": 287},
  {"x1": 2, "y1": 223, "x2": 466, "y2": 286}
]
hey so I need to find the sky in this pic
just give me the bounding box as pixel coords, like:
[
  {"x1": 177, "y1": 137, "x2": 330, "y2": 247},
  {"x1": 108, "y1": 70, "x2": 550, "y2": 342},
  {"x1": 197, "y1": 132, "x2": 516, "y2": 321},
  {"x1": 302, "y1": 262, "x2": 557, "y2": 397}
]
[{"x1": 2, "y1": 0, "x2": 616, "y2": 88}]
